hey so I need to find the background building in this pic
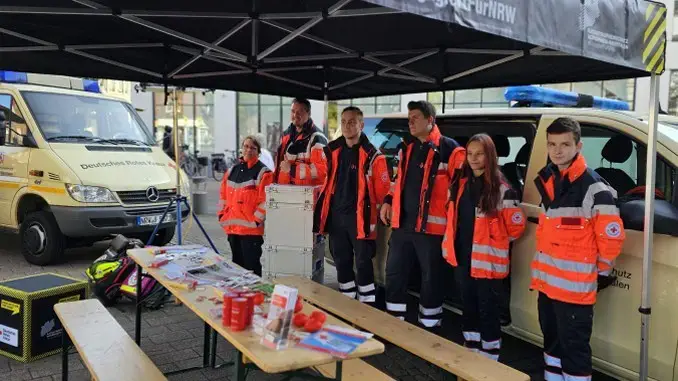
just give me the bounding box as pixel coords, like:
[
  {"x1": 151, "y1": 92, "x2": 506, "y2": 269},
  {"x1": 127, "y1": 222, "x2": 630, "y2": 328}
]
[
  {"x1": 665, "y1": 0, "x2": 678, "y2": 115},
  {"x1": 131, "y1": 79, "x2": 636, "y2": 158},
  {"x1": 131, "y1": 88, "x2": 325, "y2": 158},
  {"x1": 98, "y1": 79, "x2": 132, "y2": 103}
]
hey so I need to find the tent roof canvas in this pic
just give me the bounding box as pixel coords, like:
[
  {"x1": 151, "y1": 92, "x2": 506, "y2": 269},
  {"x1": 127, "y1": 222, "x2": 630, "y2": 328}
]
[{"x1": 0, "y1": 0, "x2": 666, "y2": 100}]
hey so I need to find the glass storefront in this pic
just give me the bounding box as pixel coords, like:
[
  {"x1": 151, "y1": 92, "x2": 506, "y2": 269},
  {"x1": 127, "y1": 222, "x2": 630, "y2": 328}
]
[
  {"x1": 152, "y1": 90, "x2": 215, "y2": 156},
  {"x1": 236, "y1": 93, "x2": 293, "y2": 153}
]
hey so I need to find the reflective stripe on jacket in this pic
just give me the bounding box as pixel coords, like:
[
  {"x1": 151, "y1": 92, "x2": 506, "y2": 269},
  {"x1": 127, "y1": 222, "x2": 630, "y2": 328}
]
[
  {"x1": 530, "y1": 154, "x2": 625, "y2": 305},
  {"x1": 274, "y1": 119, "x2": 328, "y2": 186},
  {"x1": 313, "y1": 133, "x2": 391, "y2": 239},
  {"x1": 442, "y1": 175, "x2": 526, "y2": 279},
  {"x1": 383, "y1": 125, "x2": 465, "y2": 235},
  {"x1": 217, "y1": 158, "x2": 273, "y2": 236}
]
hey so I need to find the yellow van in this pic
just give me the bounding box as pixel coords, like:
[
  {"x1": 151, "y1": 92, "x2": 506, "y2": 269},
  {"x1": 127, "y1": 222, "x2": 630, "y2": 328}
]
[
  {"x1": 0, "y1": 72, "x2": 190, "y2": 265},
  {"x1": 339, "y1": 102, "x2": 678, "y2": 380}
]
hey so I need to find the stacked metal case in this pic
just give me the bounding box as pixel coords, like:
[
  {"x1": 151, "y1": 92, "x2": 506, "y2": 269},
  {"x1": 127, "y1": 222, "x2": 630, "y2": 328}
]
[{"x1": 261, "y1": 184, "x2": 325, "y2": 282}]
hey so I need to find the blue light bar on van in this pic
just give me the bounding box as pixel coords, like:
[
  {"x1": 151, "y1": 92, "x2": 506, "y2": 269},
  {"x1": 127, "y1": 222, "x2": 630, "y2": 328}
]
[
  {"x1": 0, "y1": 71, "x2": 28, "y2": 83},
  {"x1": 0, "y1": 70, "x2": 102, "y2": 93},
  {"x1": 82, "y1": 79, "x2": 101, "y2": 93},
  {"x1": 504, "y1": 85, "x2": 630, "y2": 111}
]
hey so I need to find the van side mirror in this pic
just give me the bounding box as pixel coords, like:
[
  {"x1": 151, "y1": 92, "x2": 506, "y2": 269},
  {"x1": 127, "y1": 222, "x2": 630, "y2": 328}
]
[
  {"x1": 619, "y1": 199, "x2": 678, "y2": 236},
  {"x1": 22, "y1": 135, "x2": 37, "y2": 148}
]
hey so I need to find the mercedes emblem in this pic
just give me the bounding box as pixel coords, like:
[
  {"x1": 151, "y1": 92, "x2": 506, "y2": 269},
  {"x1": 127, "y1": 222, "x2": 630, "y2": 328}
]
[{"x1": 145, "y1": 186, "x2": 160, "y2": 202}]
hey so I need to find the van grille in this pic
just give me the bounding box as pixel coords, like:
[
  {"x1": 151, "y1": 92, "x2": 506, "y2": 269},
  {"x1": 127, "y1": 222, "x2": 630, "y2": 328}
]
[
  {"x1": 116, "y1": 189, "x2": 176, "y2": 204},
  {"x1": 48, "y1": 173, "x2": 61, "y2": 181},
  {"x1": 124, "y1": 205, "x2": 189, "y2": 218},
  {"x1": 124, "y1": 205, "x2": 176, "y2": 216}
]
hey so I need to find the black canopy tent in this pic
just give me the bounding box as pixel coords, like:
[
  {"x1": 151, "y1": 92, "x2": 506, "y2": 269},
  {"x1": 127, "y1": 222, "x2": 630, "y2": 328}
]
[
  {"x1": 0, "y1": 0, "x2": 665, "y2": 100},
  {"x1": 0, "y1": 1, "x2": 668, "y2": 379}
]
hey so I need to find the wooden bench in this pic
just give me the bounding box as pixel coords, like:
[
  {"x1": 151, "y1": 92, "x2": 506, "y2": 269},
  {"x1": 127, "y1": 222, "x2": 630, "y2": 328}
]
[
  {"x1": 54, "y1": 299, "x2": 167, "y2": 381},
  {"x1": 314, "y1": 359, "x2": 395, "y2": 380},
  {"x1": 278, "y1": 276, "x2": 530, "y2": 381}
]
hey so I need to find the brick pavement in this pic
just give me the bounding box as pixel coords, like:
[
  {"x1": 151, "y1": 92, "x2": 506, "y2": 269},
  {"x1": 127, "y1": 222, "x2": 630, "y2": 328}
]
[{"x1": 0, "y1": 179, "x2": 615, "y2": 381}]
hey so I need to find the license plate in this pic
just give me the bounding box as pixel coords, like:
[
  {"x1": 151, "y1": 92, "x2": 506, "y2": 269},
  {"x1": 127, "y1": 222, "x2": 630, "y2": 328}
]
[{"x1": 136, "y1": 214, "x2": 174, "y2": 226}]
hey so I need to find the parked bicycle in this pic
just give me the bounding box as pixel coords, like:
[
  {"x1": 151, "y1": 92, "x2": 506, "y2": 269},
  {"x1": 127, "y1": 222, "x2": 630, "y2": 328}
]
[
  {"x1": 179, "y1": 145, "x2": 208, "y2": 178},
  {"x1": 211, "y1": 149, "x2": 239, "y2": 181}
]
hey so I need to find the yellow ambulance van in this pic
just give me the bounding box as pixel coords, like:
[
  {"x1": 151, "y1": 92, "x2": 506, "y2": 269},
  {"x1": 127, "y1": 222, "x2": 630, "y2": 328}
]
[
  {"x1": 341, "y1": 88, "x2": 678, "y2": 381},
  {"x1": 0, "y1": 71, "x2": 190, "y2": 265}
]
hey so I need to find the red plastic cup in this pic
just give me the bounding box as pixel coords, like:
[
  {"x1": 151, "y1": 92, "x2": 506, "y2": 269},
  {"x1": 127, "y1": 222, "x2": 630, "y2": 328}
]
[
  {"x1": 242, "y1": 292, "x2": 256, "y2": 326},
  {"x1": 222, "y1": 292, "x2": 236, "y2": 326},
  {"x1": 230, "y1": 298, "x2": 248, "y2": 331}
]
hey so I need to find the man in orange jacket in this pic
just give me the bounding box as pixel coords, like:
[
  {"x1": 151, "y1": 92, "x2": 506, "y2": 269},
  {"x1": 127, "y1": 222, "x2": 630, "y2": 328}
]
[
  {"x1": 380, "y1": 100, "x2": 465, "y2": 328},
  {"x1": 313, "y1": 106, "x2": 390, "y2": 305},
  {"x1": 274, "y1": 98, "x2": 328, "y2": 186},
  {"x1": 532, "y1": 117, "x2": 625, "y2": 381}
]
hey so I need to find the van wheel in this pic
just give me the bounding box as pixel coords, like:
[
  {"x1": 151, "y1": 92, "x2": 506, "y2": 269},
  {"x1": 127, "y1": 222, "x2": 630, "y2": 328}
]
[{"x1": 20, "y1": 211, "x2": 66, "y2": 265}]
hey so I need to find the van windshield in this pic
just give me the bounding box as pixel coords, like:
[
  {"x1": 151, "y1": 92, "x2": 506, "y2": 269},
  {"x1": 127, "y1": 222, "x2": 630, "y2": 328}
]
[{"x1": 21, "y1": 91, "x2": 154, "y2": 145}]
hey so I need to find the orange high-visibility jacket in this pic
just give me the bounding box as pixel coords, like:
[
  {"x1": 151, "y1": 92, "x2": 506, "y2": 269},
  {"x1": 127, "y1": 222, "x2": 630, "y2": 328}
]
[
  {"x1": 442, "y1": 174, "x2": 526, "y2": 279},
  {"x1": 217, "y1": 157, "x2": 273, "y2": 236},
  {"x1": 383, "y1": 125, "x2": 466, "y2": 235},
  {"x1": 531, "y1": 154, "x2": 625, "y2": 305},
  {"x1": 313, "y1": 133, "x2": 391, "y2": 239},
  {"x1": 274, "y1": 120, "x2": 328, "y2": 186}
]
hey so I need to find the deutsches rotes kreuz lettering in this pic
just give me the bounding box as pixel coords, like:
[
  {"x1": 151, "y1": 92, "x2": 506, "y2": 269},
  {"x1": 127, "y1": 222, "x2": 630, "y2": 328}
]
[{"x1": 418, "y1": 0, "x2": 517, "y2": 24}]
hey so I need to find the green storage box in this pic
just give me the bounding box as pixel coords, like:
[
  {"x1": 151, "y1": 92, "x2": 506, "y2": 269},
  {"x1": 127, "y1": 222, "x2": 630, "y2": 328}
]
[{"x1": 0, "y1": 273, "x2": 88, "y2": 362}]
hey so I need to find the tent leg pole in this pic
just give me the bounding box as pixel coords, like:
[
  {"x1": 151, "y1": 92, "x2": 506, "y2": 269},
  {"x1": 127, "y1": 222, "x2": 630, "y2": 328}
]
[
  {"x1": 442, "y1": 90, "x2": 446, "y2": 114},
  {"x1": 323, "y1": 90, "x2": 329, "y2": 136},
  {"x1": 173, "y1": 88, "x2": 184, "y2": 244},
  {"x1": 639, "y1": 73, "x2": 660, "y2": 381}
]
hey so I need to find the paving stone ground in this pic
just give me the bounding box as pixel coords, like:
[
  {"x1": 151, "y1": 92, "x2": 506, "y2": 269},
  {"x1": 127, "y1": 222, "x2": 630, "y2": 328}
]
[{"x1": 0, "y1": 179, "x2": 616, "y2": 381}]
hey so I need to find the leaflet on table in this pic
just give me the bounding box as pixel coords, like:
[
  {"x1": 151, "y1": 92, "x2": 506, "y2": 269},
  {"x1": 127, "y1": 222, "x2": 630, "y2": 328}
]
[
  {"x1": 158, "y1": 259, "x2": 262, "y2": 289},
  {"x1": 161, "y1": 263, "x2": 185, "y2": 280},
  {"x1": 149, "y1": 244, "x2": 207, "y2": 252},
  {"x1": 321, "y1": 325, "x2": 374, "y2": 340},
  {"x1": 260, "y1": 284, "x2": 298, "y2": 350},
  {"x1": 297, "y1": 328, "x2": 368, "y2": 358},
  {"x1": 150, "y1": 253, "x2": 211, "y2": 272}
]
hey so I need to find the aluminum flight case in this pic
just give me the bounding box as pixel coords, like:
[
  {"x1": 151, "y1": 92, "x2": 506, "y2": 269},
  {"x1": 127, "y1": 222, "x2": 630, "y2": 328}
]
[
  {"x1": 263, "y1": 184, "x2": 321, "y2": 248},
  {"x1": 261, "y1": 237, "x2": 325, "y2": 283},
  {"x1": 262, "y1": 184, "x2": 325, "y2": 282}
]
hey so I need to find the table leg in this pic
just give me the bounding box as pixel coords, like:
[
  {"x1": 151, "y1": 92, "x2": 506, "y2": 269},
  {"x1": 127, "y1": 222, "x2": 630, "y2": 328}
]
[
  {"x1": 203, "y1": 322, "x2": 211, "y2": 368},
  {"x1": 210, "y1": 328, "x2": 217, "y2": 367},
  {"x1": 335, "y1": 361, "x2": 343, "y2": 381},
  {"x1": 134, "y1": 264, "x2": 142, "y2": 345},
  {"x1": 61, "y1": 332, "x2": 71, "y2": 381},
  {"x1": 234, "y1": 351, "x2": 245, "y2": 381}
]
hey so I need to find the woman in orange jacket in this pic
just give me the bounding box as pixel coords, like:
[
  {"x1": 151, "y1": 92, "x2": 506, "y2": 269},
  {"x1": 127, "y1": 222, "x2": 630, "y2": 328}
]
[
  {"x1": 217, "y1": 136, "x2": 273, "y2": 276},
  {"x1": 441, "y1": 133, "x2": 526, "y2": 361}
]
